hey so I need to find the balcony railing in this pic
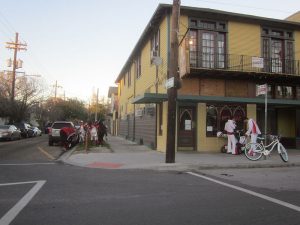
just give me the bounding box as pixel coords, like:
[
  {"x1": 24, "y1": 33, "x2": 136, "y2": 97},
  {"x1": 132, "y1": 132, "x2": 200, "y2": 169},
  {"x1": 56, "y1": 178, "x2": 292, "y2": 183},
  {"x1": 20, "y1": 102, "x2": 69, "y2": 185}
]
[{"x1": 188, "y1": 52, "x2": 300, "y2": 76}]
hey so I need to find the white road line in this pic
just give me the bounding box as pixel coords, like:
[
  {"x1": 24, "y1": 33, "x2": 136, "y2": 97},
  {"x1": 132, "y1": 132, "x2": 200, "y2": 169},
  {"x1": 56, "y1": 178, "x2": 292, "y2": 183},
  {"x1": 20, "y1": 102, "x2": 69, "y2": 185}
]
[
  {"x1": 187, "y1": 172, "x2": 300, "y2": 213},
  {"x1": 0, "y1": 180, "x2": 46, "y2": 225},
  {"x1": 0, "y1": 163, "x2": 55, "y2": 166}
]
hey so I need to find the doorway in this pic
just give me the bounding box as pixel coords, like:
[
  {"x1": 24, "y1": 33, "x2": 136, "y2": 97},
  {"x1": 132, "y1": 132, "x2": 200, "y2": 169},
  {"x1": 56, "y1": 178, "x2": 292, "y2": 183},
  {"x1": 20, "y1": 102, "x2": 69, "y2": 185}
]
[{"x1": 177, "y1": 106, "x2": 196, "y2": 150}]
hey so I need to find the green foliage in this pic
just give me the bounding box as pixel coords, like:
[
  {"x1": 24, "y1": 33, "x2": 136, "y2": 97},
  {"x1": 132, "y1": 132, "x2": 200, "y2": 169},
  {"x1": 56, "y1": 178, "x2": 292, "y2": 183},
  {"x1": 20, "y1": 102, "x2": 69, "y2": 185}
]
[{"x1": 44, "y1": 98, "x2": 88, "y2": 122}]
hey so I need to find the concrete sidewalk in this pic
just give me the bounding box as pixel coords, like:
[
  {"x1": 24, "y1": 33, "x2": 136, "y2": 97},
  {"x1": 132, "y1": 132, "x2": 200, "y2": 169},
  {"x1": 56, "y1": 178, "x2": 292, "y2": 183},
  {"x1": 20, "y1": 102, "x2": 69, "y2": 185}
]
[{"x1": 60, "y1": 135, "x2": 300, "y2": 171}]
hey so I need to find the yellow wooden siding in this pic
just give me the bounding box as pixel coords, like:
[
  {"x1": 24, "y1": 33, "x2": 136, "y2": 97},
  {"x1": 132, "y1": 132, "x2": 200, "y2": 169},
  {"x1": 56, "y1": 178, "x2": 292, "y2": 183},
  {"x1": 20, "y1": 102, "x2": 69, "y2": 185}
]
[
  {"x1": 278, "y1": 109, "x2": 295, "y2": 137},
  {"x1": 228, "y1": 21, "x2": 261, "y2": 57},
  {"x1": 285, "y1": 12, "x2": 300, "y2": 22},
  {"x1": 295, "y1": 31, "x2": 300, "y2": 61},
  {"x1": 197, "y1": 103, "x2": 226, "y2": 152},
  {"x1": 246, "y1": 104, "x2": 256, "y2": 121},
  {"x1": 157, "y1": 16, "x2": 169, "y2": 94},
  {"x1": 157, "y1": 101, "x2": 168, "y2": 152}
]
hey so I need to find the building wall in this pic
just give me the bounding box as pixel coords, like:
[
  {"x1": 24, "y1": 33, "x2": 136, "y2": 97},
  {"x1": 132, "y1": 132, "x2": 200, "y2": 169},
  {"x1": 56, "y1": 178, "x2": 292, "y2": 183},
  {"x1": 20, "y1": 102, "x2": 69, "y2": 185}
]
[
  {"x1": 197, "y1": 103, "x2": 226, "y2": 152},
  {"x1": 135, "y1": 114, "x2": 156, "y2": 148},
  {"x1": 228, "y1": 21, "x2": 261, "y2": 56},
  {"x1": 157, "y1": 102, "x2": 168, "y2": 152},
  {"x1": 295, "y1": 31, "x2": 300, "y2": 62},
  {"x1": 278, "y1": 109, "x2": 295, "y2": 137}
]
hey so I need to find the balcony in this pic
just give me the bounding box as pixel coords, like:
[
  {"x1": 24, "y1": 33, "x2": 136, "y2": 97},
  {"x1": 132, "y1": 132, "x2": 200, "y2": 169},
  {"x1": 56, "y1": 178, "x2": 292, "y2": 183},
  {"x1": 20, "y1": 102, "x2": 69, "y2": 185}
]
[{"x1": 181, "y1": 51, "x2": 300, "y2": 80}]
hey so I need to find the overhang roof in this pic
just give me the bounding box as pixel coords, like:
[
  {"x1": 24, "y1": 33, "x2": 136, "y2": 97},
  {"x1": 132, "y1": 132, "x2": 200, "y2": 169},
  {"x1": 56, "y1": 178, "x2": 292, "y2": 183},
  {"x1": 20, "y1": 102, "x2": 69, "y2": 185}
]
[
  {"x1": 132, "y1": 93, "x2": 300, "y2": 106},
  {"x1": 108, "y1": 86, "x2": 118, "y2": 98},
  {"x1": 115, "y1": 4, "x2": 300, "y2": 84}
]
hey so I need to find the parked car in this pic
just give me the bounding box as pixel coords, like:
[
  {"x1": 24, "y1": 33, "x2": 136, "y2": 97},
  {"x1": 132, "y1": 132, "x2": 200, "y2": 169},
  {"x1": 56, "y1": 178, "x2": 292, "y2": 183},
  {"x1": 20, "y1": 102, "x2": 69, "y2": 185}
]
[
  {"x1": 48, "y1": 121, "x2": 76, "y2": 146},
  {"x1": 32, "y1": 127, "x2": 42, "y2": 136},
  {"x1": 14, "y1": 122, "x2": 35, "y2": 138},
  {"x1": 0, "y1": 125, "x2": 21, "y2": 141}
]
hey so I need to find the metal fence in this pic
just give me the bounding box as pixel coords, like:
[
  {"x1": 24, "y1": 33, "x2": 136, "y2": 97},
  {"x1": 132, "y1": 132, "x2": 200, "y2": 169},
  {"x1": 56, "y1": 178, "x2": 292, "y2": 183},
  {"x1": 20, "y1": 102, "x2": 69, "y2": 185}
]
[{"x1": 189, "y1": 51, "x2": 300, "y2": 76}]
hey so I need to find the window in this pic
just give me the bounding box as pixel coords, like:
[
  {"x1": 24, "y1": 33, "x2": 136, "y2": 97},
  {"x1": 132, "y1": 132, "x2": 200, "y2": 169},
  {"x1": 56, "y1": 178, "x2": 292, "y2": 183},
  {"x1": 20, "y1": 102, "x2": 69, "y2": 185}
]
[
  {"x1": 276, "y1": 86, "x2": 293, "y2": 99},
  {"x1": 136, "y1": 55, "x2": 141, "y2": 79},
  {"x1": 206, "y1": 104, "x2": 246, "y2": 137},
  {"x1": 262, "y1": 27, "x2": 294, "y2": 74},
  {"x1": 150, "y1": 30, "x2": 160, "y2": 64},
  {"x1": 188, "y1": 18, "x2": 227, "y2": 69},
  {"x1": 127, "y1": 70, "x2": 131, "y2": 87},
  {"x1": 206, "y1": 106, "x2": 218, "y2": 136},
  {"x1": 151, "y1": 30, "x2": 160, "y2": 54},
  {"x1": 296, "y1": 86, "x2": 300, "y2": 99}
]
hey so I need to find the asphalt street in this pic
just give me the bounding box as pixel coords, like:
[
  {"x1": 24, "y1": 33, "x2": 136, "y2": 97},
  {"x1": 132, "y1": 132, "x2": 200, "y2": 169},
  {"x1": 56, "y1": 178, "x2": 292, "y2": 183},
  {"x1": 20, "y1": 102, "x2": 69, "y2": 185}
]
[{"x1": 0, "y1": 135, "x2": 299, "y2": 225}]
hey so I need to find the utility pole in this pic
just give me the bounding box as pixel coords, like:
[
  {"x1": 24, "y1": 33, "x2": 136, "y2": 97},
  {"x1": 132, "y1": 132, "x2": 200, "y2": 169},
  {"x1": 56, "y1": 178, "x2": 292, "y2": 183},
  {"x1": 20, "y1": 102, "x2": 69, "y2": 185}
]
[
  {"x1": 95, "y1": 88, "x2": 99, "y2": 122},
  {"x1": 166, "y1": 0, "x2": 180, "y2": 163},
  {"x1": 5, "y1": 32, "x2": 27, "y2": 102},
  {"x1": 52, "y1": 80, "x2": 62, "y2": 101}
]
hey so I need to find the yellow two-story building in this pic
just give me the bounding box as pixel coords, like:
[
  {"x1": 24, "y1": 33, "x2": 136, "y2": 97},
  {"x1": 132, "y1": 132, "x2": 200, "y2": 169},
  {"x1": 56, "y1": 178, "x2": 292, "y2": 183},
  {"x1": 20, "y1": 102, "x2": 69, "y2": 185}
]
[{"x1": 114, "y1": 4, "x2": 300, "y2": 152}]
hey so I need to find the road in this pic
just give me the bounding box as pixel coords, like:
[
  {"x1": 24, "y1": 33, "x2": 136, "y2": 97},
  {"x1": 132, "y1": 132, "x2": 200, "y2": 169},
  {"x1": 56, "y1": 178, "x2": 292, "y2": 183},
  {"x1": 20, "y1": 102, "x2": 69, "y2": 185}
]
[{"x1": 0, "y1": 135, "x2": 299, "y2": 225}]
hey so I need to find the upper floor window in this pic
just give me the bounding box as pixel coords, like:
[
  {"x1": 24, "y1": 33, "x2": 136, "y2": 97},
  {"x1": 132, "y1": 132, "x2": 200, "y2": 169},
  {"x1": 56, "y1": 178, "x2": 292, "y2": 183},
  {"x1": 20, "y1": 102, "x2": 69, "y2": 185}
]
[
  {"x1": 188, "y1": 18, "x2": 227, "y2": 69},
  {"x1": 127, "y1": 70, "x2": 131, "y2": 87},
  {"x1": 136, "y1": 55, "x2": 141, "y2": 79},
  {"x1": 276, "y1": 85, "x2": 293, "y2": 99},
  {"x1": 261, "y1": 27, "x2": 294, "y2": 74},
  {"x1": 150, "y1": 29, "x2": 160, "y2": 64}
]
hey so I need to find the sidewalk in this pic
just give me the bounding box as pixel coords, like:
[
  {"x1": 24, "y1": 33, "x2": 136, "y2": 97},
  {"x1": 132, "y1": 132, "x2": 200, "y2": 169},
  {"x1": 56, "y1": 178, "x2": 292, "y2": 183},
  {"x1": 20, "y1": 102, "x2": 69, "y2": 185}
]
[{"x1": 60, "y1": 135, "x2": 300, "y2": 171}]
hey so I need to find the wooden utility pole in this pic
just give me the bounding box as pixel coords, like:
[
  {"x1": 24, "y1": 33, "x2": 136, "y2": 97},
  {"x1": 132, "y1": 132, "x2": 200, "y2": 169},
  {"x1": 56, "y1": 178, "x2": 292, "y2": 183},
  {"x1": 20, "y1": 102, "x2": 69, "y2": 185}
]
[
  {"x1": 6, "y1": 32, "x2": 27, "y2": 102},
  {"x1": 95, "y1": 88, "x2": 99, "y2": 122},
  {"x1": 53, "y1": 80, "x2": 62, "y2": 101},
  {"x1": 166, "y1": 0, "x2": 180, "y2": 163}
]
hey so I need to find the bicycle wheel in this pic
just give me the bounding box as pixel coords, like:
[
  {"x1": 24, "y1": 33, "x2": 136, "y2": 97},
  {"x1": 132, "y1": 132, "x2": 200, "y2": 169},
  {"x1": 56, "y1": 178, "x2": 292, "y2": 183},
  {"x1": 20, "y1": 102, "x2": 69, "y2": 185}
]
[
  {"x1": 278, "y1": 143, "x2": 288, "y2": 162},
  {"x1": 244, "y1": 143, "x2": 263, "y2": 161}
]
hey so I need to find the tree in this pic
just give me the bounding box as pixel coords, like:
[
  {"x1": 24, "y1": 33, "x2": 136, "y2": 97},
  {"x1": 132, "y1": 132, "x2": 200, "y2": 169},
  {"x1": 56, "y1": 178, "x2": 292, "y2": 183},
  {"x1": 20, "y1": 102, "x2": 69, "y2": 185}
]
[
  {"x1": 43, "y1": 97, "x2": 88, "y2": 123},
  {"x1": 0, "y1": 71, "x2": 46, "y2": 123}
]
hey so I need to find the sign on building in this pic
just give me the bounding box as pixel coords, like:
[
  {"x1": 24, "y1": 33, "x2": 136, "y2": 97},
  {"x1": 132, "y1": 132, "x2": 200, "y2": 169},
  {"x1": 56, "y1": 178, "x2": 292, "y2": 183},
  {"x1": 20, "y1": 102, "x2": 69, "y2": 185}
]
[{"x1": 252, "y1": 57, "x2": 264, "y2": 69}]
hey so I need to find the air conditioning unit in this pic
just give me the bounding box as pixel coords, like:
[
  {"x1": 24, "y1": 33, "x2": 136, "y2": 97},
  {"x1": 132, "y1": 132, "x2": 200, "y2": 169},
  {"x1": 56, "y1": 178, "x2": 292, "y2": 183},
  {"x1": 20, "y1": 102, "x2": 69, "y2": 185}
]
[{"x1": 151, "y1": 50, "x2": 158, "y2": 59}]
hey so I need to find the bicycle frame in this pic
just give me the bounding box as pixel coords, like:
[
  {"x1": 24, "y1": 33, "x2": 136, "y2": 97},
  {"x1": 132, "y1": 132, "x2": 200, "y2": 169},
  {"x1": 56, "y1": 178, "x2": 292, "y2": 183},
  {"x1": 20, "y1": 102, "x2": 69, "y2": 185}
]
[{"x1": 257, "y1": 138, "x2": 280, "y2": 155}]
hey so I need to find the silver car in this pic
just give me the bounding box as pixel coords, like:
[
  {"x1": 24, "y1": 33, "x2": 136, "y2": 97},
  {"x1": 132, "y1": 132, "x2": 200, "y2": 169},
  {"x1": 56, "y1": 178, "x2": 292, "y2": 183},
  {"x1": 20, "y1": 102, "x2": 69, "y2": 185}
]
[{"x1": 0, "y1": 125, "x2": 21, "y2": 141}]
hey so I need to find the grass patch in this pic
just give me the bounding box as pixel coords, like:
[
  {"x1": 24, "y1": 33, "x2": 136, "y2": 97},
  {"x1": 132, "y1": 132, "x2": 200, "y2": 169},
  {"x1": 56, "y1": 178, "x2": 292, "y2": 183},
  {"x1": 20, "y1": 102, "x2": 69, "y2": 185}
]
[{"x1": 74, "y1": 140, "x2": 112, "y2": 154}]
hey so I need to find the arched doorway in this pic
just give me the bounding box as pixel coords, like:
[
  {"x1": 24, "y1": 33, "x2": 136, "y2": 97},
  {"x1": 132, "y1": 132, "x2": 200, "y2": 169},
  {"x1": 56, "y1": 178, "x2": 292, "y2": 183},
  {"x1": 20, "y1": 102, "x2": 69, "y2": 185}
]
[{"x1": 178, "y1": 106, "x2": 196, "y2": 150}]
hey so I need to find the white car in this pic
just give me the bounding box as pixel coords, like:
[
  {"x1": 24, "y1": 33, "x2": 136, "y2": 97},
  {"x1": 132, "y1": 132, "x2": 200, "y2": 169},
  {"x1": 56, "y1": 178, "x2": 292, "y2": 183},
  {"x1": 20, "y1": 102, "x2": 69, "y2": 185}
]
[{"x1": 32, "y1": 127, "x2": 42, "y2": 136}]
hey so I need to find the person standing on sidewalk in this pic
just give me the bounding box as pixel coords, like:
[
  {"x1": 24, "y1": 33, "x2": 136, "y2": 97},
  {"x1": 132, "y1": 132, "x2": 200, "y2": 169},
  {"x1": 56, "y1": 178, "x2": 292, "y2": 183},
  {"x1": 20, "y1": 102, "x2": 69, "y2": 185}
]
[
  {"x1": 224, "y1": 116, "x2": 237, "y2": 155},
  {"x1": 244, "y1": 117, "x2": 261, "y2": 154}
]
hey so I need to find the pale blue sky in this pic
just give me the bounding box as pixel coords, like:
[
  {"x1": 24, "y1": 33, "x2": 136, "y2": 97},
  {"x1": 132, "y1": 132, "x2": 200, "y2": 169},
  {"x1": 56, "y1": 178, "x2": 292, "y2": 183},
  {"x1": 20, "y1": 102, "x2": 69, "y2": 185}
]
[{"x1": 0, "y1": 0, "x2": 299, "y2": 101}]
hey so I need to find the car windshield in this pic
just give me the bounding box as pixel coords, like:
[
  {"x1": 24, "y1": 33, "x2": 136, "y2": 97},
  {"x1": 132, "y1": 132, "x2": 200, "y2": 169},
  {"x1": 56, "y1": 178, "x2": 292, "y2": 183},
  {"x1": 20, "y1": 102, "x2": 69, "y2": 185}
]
[
  {"x1": 52, "y1": 123, "x2": 73, "y2": 129},
  {"x1": 0, "y1": 125, "x2": 9, "y2": 129}
]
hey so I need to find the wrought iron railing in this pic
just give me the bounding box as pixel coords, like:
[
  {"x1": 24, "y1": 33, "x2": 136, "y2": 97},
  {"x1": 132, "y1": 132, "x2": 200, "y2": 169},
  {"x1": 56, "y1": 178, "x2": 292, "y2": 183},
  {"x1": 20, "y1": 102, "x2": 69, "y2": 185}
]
[{"x1": 188, "y1": 51, "x2": 300, "y2": 76}]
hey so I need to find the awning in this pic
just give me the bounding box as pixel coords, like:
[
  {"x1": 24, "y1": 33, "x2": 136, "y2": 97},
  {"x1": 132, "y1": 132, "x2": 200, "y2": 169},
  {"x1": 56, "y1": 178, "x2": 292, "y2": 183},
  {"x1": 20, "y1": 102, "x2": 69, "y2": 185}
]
[
  {"x1": 132, "y1": 93, "x2": 167, "y2": 104},
  {"x1": 132, "y1": 93, "x2": 300, "y2": 106}
]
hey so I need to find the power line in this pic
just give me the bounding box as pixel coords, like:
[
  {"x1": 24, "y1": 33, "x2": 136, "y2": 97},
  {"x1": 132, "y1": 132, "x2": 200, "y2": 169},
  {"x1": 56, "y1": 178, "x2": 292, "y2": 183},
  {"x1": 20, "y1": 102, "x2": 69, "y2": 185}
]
[{"x1": 190, "y1": 0, "x2": 294, "y2": 15}]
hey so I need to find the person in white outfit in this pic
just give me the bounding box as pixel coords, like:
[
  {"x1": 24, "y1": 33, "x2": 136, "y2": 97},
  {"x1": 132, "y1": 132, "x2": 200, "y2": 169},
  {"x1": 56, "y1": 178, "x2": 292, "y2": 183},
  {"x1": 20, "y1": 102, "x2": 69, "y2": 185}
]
[
  {"x1": 79, "y1": 121, "x2": 85, "y2": 143},
  {"x1": 245, "y1": 118, "x2": 261, "y2": 154},
  {"x1": 224, "y1": 116, "x2": 237, "y2": 154}
]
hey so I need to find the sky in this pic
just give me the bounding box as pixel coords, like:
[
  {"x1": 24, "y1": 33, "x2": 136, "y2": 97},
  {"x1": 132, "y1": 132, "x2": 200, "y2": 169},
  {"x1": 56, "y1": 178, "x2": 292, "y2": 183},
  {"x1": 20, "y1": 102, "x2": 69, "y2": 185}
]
[{"x1": 0, "y1": 0, "x2": 299, "y2": 102}]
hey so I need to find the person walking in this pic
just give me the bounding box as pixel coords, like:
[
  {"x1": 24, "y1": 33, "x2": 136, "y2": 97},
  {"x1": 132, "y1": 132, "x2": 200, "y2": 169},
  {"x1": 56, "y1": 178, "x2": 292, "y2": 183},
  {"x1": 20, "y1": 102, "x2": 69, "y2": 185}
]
[
  {"x1": 244, "y1": 117, "x2": 261, "y2": 155},
  {"x1": 224, "y1": 116, "x2": 237, "y2": 155}
]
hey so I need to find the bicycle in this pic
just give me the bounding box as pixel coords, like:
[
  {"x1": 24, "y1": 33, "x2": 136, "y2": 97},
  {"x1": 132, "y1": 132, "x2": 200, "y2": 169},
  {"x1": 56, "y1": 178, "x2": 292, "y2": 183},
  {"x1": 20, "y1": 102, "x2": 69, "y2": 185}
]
[{"x1": 244, "y1": 135, "x2": 288, "y2": 162}]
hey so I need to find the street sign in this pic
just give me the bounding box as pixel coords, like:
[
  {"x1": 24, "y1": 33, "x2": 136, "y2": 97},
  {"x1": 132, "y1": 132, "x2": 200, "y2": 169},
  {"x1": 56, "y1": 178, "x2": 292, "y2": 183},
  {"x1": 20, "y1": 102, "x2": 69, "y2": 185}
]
[
  {"x1": 165, "y1": 77, "x2": 175, "y2": 89},
  {"x1": 256, "y1": 84, "x2": 267, "y2": 96}
]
